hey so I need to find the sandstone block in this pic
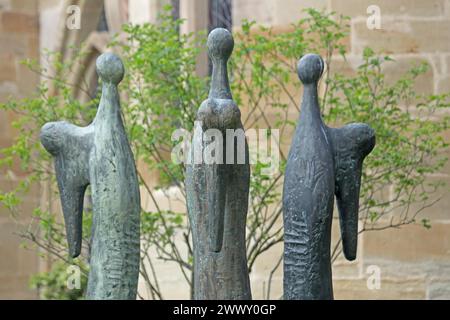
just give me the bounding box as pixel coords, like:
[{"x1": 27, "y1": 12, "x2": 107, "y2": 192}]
[
  {"x1": 363, "y1": 222, "x2": 450, "y2": 262},
  {"x1": 427, "y1": 279, "x2": 450, "y2": 299},
  {"x1": 330, "y1": 0, "x2": 445, "y2": 18},
  {"x1": 1, "y1": 12, "x2": 38, "y2": 34},
  {"x1": 352, "y1": 20, "x2": 450, "y2": 55},
  {"x1": 334, "y1": 277, "x2": 426, "y2": 299}
]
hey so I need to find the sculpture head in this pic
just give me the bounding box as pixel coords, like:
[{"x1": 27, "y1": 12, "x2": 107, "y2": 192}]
[
  {"x1": 207, "y1": 28, "x2": 234, "y2": 63},
  {"x1": 96, "y1": 52, "x2": 125, "y2": 85},
  {"x1": 297, "y1": 53, "x2": 324, "y2": 85}
]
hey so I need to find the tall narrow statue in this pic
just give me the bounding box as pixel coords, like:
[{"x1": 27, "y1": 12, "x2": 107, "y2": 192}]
[
  {"x1": 40, "y1": 53, "x2": 140, "y2": 300},
  {"x1": 283, "y1": 54, "x2": 376, "y2": 300},
  {"x1": 185, "y1": 28, "x2": 251, "y2": 300}
]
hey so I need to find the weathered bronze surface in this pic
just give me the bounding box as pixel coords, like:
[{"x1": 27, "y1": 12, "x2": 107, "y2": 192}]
[
  {"x1": 283, "y1": 53, "x2": 375, "y2": 300},
  {"x1": 40, "y1": 53, "x2": 140, "y2": 300},
  {"x1": 185, "y1": 28, "x2": 252, "y2": 300}
]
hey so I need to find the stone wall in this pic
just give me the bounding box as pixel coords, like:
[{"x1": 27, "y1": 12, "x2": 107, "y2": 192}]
[
  {"x1": 330, "y1": 0, "x2": 450, "y2": 298},
  {"x1": 0, "y1": 0, "x2": 40, "y2": 299}
]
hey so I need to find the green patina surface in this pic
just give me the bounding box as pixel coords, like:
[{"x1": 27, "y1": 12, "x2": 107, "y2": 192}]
[
  {"x1": 185, "y1": 28, "x2": 252, "y2": 300},
  {"x1": 40, "y1": 53, "x2": 140, "y2": 300}
]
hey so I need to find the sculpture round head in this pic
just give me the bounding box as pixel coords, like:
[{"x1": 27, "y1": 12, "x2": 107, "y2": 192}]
[
  {"x1": 96, "y1": 52, "x2": 124, "y2": 85},
  {"x1": 297, "y1": 54, "x2": 324, "y2": 85},
  {"x1": 207, "y1": 28, "x2": 234, "y2": 63}
]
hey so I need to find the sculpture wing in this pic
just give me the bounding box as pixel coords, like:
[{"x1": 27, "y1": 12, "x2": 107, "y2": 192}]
[
  {"x1": 328, "y1": 124, "x2": 375, "y2": 261},
  {"x1": 40, "y1": 122, "x2": 92, "y2": 258},
  {"x1": 207, "y1": 163, "x2": 227, "y2": 252}
]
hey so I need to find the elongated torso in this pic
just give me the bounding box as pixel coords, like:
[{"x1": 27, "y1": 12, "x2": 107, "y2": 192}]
[
  {"x1": 187, "y1": 28, "x2": 251, "y2": 300},
  {"x1": 283, "y1": 84, "x2": 335, "y2": 300},
  {"x1": 87, "y1": 84, "x2": 140, "y2": 299},
  {"x1": 186, "y1": 110, "x2": 251, "y2": 300}
]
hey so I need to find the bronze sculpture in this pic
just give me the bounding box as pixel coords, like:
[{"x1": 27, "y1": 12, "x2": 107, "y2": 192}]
[
  {"x1": 185, "y1": 28, "x2": 252, "y2": 300},
  {"x1": 283, "y1": 53, "x2": 376, "y2": 300},
  {"x1": 40, "y1": 53, "x2": 140, "y2": 300}
]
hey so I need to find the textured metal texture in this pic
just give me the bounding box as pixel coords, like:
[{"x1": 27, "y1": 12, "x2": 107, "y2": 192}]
[
  {"x1": 185, "y1": 28, "x2": 251, "y2": 300},
  {"x1": 40, "y1": 53, "x2": 140, "y2": 300},
  {"x1": 283, "y1": 53, "x2": 375, "y2": 300}
]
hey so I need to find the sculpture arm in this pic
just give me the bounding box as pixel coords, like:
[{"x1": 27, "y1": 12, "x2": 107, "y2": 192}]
[
  {"x1": 40, "y1": 122, "x2": 92, "y2": 257},
  {"x1": 329, "y1": 124, "x2": 375, "y2": 260}
]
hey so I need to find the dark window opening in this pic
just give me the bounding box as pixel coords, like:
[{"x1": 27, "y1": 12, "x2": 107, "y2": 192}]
[
  {"x1": 97, "y1": 5, "x2": 109, "y2": 33},
  {"x1": 208, "y1": 0, "x2": 232, "y2": 31},
  {"x1": 171, "y1": 0, "x2": 180, "y2": 21},
  {"x1": 208, "y1": 0, "x2": 233, "y2": 75}
]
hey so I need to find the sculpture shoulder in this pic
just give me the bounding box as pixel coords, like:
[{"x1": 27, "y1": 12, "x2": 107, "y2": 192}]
[
  {"x1": 40, "y1": 121, "x2": 93, "y2": 156},
  {"x1": 327, "y1": 123, "x2": 375, "y2": 159},
  {"x1": 326, "y1": 123, "x2": 375, "y2": 262},
  {"x1": 197, "y1": 98, "x2": 241, "y2": 130}
]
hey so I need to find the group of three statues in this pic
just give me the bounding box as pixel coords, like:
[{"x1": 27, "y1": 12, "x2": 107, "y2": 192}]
[{"x1": 40, "y1": 28, "x2": 375, "y2": 300}]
